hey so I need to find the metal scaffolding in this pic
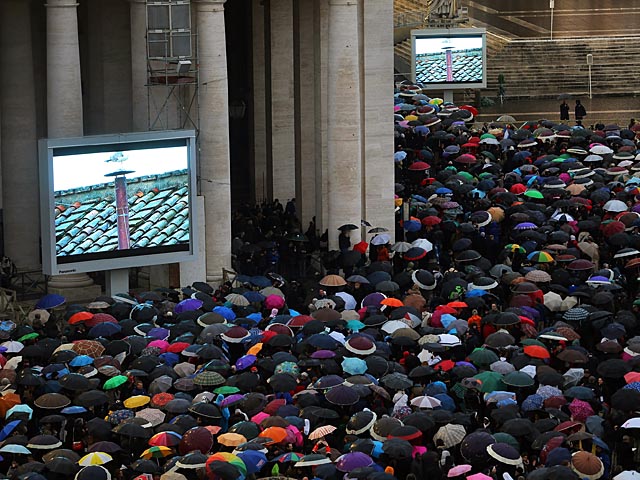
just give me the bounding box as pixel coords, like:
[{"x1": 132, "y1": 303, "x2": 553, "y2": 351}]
[{"x1": 146, "y1": 0, "x2": 199, "y2": 132}]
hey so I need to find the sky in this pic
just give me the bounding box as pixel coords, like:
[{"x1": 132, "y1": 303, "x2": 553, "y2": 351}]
[
  {"x1": 53, "y1": 146, "x2": 188, "y2": 192},
  {"x1": 415, "y1": 36, "x2": 483, "y2": 55}
]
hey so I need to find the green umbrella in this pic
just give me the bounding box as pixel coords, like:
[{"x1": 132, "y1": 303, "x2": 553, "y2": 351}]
[
  {"x1": 524, "y1": 190, "x2": 544, "y2": 199},
  {"x1": 18, "y1": 332, "x2": 39, "y2": 342},
  {"x1": 194, "y1": 371, "x2": 225, "y2": 386},
  {"x1": 103, "y1": 375, "x2": 128, "y2": 390},
  {"x1": 521, "y1": 338, "x2": 546, "y2": 348},
  {"x1": 493, "y1": 432, "x2": 520, "y2": 452},
  {"x1": 503, "y1": 371, "x2": 535, "y2": 388},
  {"x1": 469, "y1": 348, "x2": 499, "y2": 367},
  {"x1": 473, "y1": 371, "x2": 505, "y2": 393},
  {"x1": 214, "y1": 386, "x2": 240, "y2": 395}
]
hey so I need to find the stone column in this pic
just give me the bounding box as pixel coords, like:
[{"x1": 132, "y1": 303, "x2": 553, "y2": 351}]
[
  {"x1": 251, "y1": 0, "x2": 267, "y2": 202},
  {"x1": 294, "y1": 0, "x2": 316, "y2": 227},
  {"x1": 313, "y1": 0, "x2": 329, "y2": 235},
  {"x1": 129, "y1": 0, "x2": 148, "y2": 131},
  {"x1": 46, "y1": 0, "x2": 83, "y2": 138},
  {"x1": 269, "y1": 0, "x2": 296, "y2": 202},
  {"x1": 326, "y1": 0, "x2": 362, "y2": 250},
  {"x1": 195, "y1": 0, "x2": 232, "y2": 283},
  {"x1": 362, "y1": 0, "x2": 395, "y2": 237},
  {"x1": 0, "y1": 0, "x2": 40, "y2": 270},
  {"x1": 46, "y1": 0, "x2": 97, "y2": 292}
]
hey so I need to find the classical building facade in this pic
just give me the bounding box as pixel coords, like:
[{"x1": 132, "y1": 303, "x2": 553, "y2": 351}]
[{"x1": 0, "y1": 0, "x2": 395, "y2": 290}]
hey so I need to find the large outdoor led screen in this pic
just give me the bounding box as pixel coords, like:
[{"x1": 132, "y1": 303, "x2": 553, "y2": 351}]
[
  {"x1": 39, "y1": 130, "x2": 198, "y2": 275},
  {"x1": 411, "y1": 28, "x2": 487, "y2": 89}
]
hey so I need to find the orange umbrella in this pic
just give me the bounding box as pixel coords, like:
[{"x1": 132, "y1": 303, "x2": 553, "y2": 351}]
[
  {"x1": 68, "y1": 311, "x2": 94, "y2": 325},
  {"x1": 259, "y1": 426, "x2": 288, "y2": 444},
  {"x1": 0, "y1": 393, "x2": 21, "y2": 419},
  {"x1": 524, "y1": 345, "x2": 550, "y2": 359},
  {"x1": 447, "y1": 301, "x2": 468, "y2": 309},
  {"x1": 381, "y1": 298, "x2": 403, "y2": 308}
]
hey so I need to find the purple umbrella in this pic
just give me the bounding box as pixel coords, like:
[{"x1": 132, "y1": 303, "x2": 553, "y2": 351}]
[
  {"x1": 174, "y1": 298, "x2": 204, "y2": 314},
  {"x1": 235, "y1": 355, "x2": 257, "y2": 371},
  {"x1": 310, "y1": 350, "x2": 336, "y2": 359},
  {"x1": 148, "y1": 327, "x2": 170, "y2": 340},
  {"x1": 362, "y1": 293, "x2": 386, "y2": 309},
  {"x1": 220, "y1": 394, "x2": 246, "y2": 408},
  {"x1": 335, "y1": 452, "x2": 373, "y2": 472},
  {"x1": 514, "y1": 222, "x2": 537, "y2": 230}
]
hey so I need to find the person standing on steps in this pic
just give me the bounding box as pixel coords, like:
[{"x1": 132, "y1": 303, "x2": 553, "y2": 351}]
[
  {"x1": 560, "y1": 100, "x2": 570, "y2": 121},
  {"x1": 575, "y1": 99, "x2": 587, "y2": 125}
]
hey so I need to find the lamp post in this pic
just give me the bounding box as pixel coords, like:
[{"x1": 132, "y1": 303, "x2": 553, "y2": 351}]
[
  {"x1": 586, "y1": 53, "x2": 593, "y2": 99},
  {"x1": 550, "y1": 0, "x2": 554, "y2": 40}
]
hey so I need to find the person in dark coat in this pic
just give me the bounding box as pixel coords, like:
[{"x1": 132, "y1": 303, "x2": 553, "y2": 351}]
[
  {"x1": 560, "y1": 100, "x2": 570, "y2": 121},
  {"x1": 575, "y1": 99, "x2": 587, "y2": 124}
]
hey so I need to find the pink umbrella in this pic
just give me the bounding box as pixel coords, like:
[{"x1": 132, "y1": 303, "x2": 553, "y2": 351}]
[
  {"x1": 449, "y1": 464, "x2": 472, "y2": 477},
  {"x1": 569, "y1": 398, "x2": 594, "y2": 423},
  {"x1": 147, "y1": 340, "x2": 169, "y2": 353}
]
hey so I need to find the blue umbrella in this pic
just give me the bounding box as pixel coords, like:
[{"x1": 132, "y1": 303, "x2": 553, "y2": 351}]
[
  {"x1": 403, "y1": 220, "x2": 421, "y2": 232},
  {"x1": 148, "y1": 327, "x2": 170, "y2": 340},
  {"x1": 159, "y1": 352, "x2": 179, "y2": 366},
  {"x1": 623, "y1": 381, "x2": 640, "y2": 392},
  {"x1": 88, "y1": 322, "x2": 122, "y2": 338},
  {"x1": 436, "y1": 187, "x2": 453, "y2": 195},
  {"x1": 346, "y1": 320, "x2": 365, "y2": 332},
  {"x1": 213, "y1": 306, "x2": 236, "y2": 321},
  {"x1": 434, "y1": 393, "x2": 456, "y2": 412},
  {"x1": 242, "y1": 291, "x2": 265, "y2": 303},
  {"x1": 61, "y1": 406, "x2": 87, "y2": 415},
  {"x1": 307, "y1": 334, "x2": 339, "y2": 350},
  {"x1": 565, "y1": 386, "x2": 595, "y2": 400},
  {"x1": 250, "y1": 276, "x2": 271, "y2": 288},
  {"x1": 0, "y1": 420, "x2": 21, "y2": 441},
  {"x1": 6, "y1": 404, "x2": 33, "y2": 420},
  {"x1": 69, "y1": 355, "x2": 94, "y2": 367},
  {"x1": 174, "y1": 299, "x2": 203, "y2": 314},
  {"x1": 237, "y1": 449, "x2": 267, "y2": 475},
  {"x1": 235, "y1": 355, "x2": 257, "y2": 371},
  {"x1": 342, "y1": 358, "x2": 367, "y2": 376},
  {"x1": 0, "y1": 444, "x2": 30, "y2": 454},
  {"x1": 35, "y1": 294, "x2": 65, "y2": 310}
]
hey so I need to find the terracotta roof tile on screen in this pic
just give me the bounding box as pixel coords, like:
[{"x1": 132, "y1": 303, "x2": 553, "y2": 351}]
[{"x1": 54, "y1": 170, "x2": 189, "y2": 256}]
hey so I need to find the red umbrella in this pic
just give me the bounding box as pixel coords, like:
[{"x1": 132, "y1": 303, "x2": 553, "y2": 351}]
[
  {"x1": 408, "y1": 161, "x2": 430, "y2": 171},
  {"x1": 353, "y1": 241, "x2": 368, "y2": 254},
  {"x1": 602, "y1": 221, "x2": 625, "y2": 237},
  {"x1": 421, "y1": 216, "x2": 441, "y2": 226},
  {"x1": 460, "y1": 105, "x2": 479, "y2": 117},
  {"x1": 68, "y1": 312, "x2": 93, "y2": 325},
  {"x1": 179, "y1": 426, "x2": 213, "y2": 455},
  {"x1": 524, "y1": 345, "x2": 550, "y2": 359},
  {"x1": 85, "y1": 313, "x2": 117, "y2": 328},
  {"x1": 455, "y1": 154, "x2": 477, "y2": 164}
]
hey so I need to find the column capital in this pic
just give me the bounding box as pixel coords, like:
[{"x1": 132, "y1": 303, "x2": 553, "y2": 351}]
[{"x1": 45, "y1": 0, "x2": 79, "y2": 7}]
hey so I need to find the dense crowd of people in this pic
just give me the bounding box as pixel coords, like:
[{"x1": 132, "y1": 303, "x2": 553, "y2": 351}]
[{"x1": 0, "y1": 84, "x2": 639, "y2": 480}]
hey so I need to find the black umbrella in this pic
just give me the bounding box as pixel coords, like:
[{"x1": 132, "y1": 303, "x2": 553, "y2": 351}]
[
  {"x1": 131, "y1": 459, "x2": 159, "y2": 474},
  {"x1": 346, "y1": 411, "x2": 378, "y2": 435},
  {"x1": 339, "y1": 224, "x2": 359, "y2": 231},
  {"x1": 46, "y1": 457, "x2": 80, "y2": 475},
  {"x1": 267, "y1": 373, "x2": 298, "y2": 392},
  {"x1": 59, "y1": 373, "x2": 91, "y2": 392},
  {"x1": 326, "y1": 385, "x2": 360, "y2": 406},
  {"x1": 382, "y1": 438, "x2": 414, "y2": 459},
  {"x1": 87, "y1": 441, "x2": 122, "y2": 453},
  {"x1": 501, "y1": 418, "x2": 540, "y2": 443},
  {"x1": 76, "y1": 390, "x2": 109, "y2": 408},
  {"x1": 206, "y1": 461, "x2": 241, "y2": 480},
  {"x1": 113, "y1": 422, "x2": 151, "y2": 438},
  {"x1": 460, "y1": 431, "x2": 496, "y2": 465},
  {"x1": 611, "y1": 389, "x2": 640, "y2": 411},
  {"x1": 300, "y1": 406, "x2": 340, "y2": 420},
  {"x1": 402, "y1": 412, "x2": 435, "y2": 432},
  {"x1": 597, "y1": 359, "x2": 631, "y2": 379},
  {"x1": 75, "y1": 466, "x2": 112, "y2": 480},
  {"x1": 380, "y1": 372, "x2": 413, "y2": 390}
]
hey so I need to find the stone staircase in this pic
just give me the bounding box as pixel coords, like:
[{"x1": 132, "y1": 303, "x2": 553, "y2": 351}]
[{"x1": 485, "y1": 36, "x2": 640, "y2": 100}]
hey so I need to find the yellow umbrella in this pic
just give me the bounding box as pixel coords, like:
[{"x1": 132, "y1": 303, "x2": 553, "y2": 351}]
[
  {"x1": 78, "y1": 451, "x2": 113, "y2": 466},
  {"x1": 429, "y1": 98, "x2": 443, "y2": 106},
  {"x1": 404, "y1": 115, "x2": 418, "y2": 121},
  {"x1": 141, "y1": 446, "x2": 174, "y2": 459},
  {"x1": 124, "y1": 395, "x2": 150, "y2": 409},
  {"x1": 217, "y1": 432, "x2": 247, "y2": 447}
]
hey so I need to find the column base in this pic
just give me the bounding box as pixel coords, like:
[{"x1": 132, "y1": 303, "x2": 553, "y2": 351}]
[{"x1": 48, "y1": 273, "x2": 102, "y2": 303}]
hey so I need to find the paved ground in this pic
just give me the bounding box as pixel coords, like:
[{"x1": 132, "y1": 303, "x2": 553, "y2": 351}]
[
  {"x1": 466, "y1": 0, "x2": 640, "y2": 38},
  {"x1": 475, "y1": 96, "x2": 640, "y2": 126}
]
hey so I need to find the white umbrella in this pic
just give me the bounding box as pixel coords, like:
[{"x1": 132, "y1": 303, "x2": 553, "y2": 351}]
[
  {"x1": 603, "y1": 199, "x2": 627, "y2": 212},
  {"x1": 391, "y1": 242, "x2": 412, "y2": 253},
  {"x1": 371, "y1": 234, "x2": 391, "y2": 245},
  {"x1": 438, "y1": 333, "x2": 461, "y2": 346},
  {"x1": 621, "y1": 417, "x2": 640, "y2": 429},
  {"x1": 615, "y1": 471, "x2": 640, "y2": 480},
  {"x1": 411, "y1": 238, "x2": 433, "y2": 252},
  {"x1": 433, "y1": 424, "x2": 466, "y2": 448},
  {"x1": 381, "y1": 320, "x2": 410, "y2": 334},
  {"x1": 543, "y1": 291, "x2": 563, "y2": 312},
  {"x1": 590, "y1": 145, "x2": 613, "y2": 155},
  {"x1": 411, "y1": 395, "x2": 442, "y2": 409}
]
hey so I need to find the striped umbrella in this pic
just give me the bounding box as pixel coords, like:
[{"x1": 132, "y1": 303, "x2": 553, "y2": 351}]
[
  {"x1": 275, "y1": 452, "x2": 304, "y2": 463},
  {"x1": 527, "y1": 251, "x2": 554, "y2": 263},
  {"x1": 78, "y1": 452, "x2": 113, "y2": 466},
  {"x1": 309, "y1": 425, "x2": 337, "y2": 440},
  {"x1": 141, "y1": 446, "x2": 173, "y2": 459},
  {"x1": 148, "y1": 431, "x2": 182, "y2": 447}
]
